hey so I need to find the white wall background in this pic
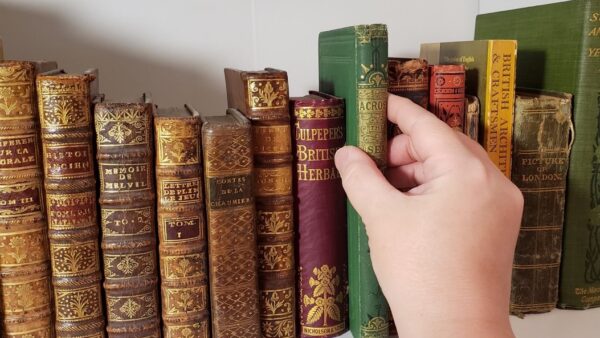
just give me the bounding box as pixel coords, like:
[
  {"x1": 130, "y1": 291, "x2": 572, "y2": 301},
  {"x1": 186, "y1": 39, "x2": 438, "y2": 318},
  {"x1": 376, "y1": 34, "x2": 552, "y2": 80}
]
[
  {"x1": 1, "y1": 0, "x2": 598, "y2": 337},
  {"x1": 0, "y1": 0, "x2": 477, "y2": 113}
]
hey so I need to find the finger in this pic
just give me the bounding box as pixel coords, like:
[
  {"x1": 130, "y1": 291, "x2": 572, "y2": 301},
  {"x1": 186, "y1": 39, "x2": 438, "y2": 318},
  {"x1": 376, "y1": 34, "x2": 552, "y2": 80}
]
[
  {"x1": 388, "y1": 133, "x2": 418, "y2": 167},
  {"x1": 385, "y1": 162, "x2": 425, "y2": 190},
  {"x1": 387, "y1": 94, "x2": 464, "y2": 161},
  {"x1": 456, "y1": 132, "x2": 491, "y2": 161},
  {"x1": 335, "y1": 146, "x2": 402, "y2": 221}
]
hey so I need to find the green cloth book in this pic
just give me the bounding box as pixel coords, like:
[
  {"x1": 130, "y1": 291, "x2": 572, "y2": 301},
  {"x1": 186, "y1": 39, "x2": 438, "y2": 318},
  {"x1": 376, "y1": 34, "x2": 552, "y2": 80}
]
[
  {"x1": 319, "y1": 24, "x2": 389, "y2": 337},
  {"x1": 476, "y1": 0, "x2": 600, "y2": 309}
]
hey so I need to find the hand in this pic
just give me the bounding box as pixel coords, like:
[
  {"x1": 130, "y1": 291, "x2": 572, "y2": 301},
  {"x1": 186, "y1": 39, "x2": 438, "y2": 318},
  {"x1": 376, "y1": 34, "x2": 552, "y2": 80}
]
[{"x1": 334, "y1": 95, "x2": 523, "y2": 338}]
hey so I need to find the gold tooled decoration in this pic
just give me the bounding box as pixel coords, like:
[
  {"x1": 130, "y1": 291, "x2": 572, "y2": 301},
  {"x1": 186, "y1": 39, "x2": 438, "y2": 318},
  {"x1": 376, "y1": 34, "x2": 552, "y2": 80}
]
[
  {"x1": 294, "y1": 106, "x2": 344, "y2": 119},
  {"x1": 303, "y1": 265, "x2": 343, "y2": 326},
  {"x1": 360, "y1": 316, "x2": 388, "y2": 337}
]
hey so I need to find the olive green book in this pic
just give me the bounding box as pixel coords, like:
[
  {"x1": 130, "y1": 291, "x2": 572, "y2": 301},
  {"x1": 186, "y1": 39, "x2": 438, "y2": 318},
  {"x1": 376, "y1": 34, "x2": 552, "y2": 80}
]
[
  {"x1": 319, "y1": 24, "x2": 389, "y2": 338},
  {"x1": 476, "y1": 0, "x2": 600, "y2": 310}
]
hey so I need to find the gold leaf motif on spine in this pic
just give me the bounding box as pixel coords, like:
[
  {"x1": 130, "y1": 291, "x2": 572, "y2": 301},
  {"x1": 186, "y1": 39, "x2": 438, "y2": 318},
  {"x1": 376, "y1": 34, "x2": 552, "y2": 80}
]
[
  {"x1": 50, "y1": 240, "x2": 99, "y2": 276},
  {"x1": 55, "y1": 285, "x2": 103, "y2": 321},
  {"x1": 164, "y1": 285, "x2": 207, "y2": 314},
  {"x1": 258, "y1": 243, "x2": 294, "y2": 272},
  {"x1": 95, "y1": 107, "x2": 149, "y2": 146},
  {"x1": 247, "y1": 79, "x2": 288, "y2": 110},
  {"x1": 257, "y1": 210, "x2": 293, "y2": 235},
  {"x1": 106, "y1": 291, "x2": 158, "y2": 322},
  {"x1": 294, "y1": 106, "x2": 344, "y2": 119},
  {"x1": 260, "y1": 287, "x2": 295, "y2": 338}
]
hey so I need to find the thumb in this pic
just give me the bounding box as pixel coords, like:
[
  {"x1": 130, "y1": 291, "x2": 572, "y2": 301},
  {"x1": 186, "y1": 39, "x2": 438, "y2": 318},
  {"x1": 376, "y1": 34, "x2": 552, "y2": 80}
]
[{"x1": 335, "y1": 146, "x2": 401, "y2": 223}]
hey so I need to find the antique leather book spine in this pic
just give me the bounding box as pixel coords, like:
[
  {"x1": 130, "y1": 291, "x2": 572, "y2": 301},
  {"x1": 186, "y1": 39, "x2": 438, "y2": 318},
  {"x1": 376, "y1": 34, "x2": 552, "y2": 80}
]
[
  {"x1": 319, "y1": 24, "x2": 389, "y2": 337},
  {"x1": 388, "y1": 58, "x2": 429, "y2": 108},
  {"x1": 510, "y1": 89, "x2": 573, "y2": 316},
  {"x1": 292, "y1": 91, "x2": 347, "y2": 338},
  {"x1": 94, "y1": 98, "x2": 160, "y2": 337},
  {"x1": 201, "y1": 109, "x2": 261, "y2": 338},
  {"x1": 428, "y1": 64, "x2": 465, "y2": 132},
  {"x1": 225, "y1": 68, "x2": 296, "y2": 338},
  {"x1": 155, "y1": 106, "x2": 209, "y2": 338},
  {"x1": 0, "y1": 61, "x2": 55, "y2": 338},
  {"x1": 37, "y1": 71, "x2": 105, "y2": 337},
  {"x1": 387, "y1": 58, "x2": 429, "y2": 136},
  {"x1": 465, "y1": 95, "x2": 480, "y2": 141}
]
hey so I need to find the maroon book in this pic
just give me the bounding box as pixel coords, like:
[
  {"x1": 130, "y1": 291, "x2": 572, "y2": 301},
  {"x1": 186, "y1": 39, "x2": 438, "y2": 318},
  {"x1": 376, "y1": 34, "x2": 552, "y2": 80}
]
[
  {"x1": 292, "y1": 91, "x2": 347, "y2": 338},
  {"x1": 428, "y1": 64, "x2": 465, "y2": 131}
]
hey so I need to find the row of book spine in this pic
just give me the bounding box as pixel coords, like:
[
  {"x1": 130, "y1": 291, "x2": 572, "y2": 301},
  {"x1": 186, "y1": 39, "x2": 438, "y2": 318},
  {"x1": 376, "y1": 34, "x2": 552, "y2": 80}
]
[
  {"x1": 0, "y1": 4, "x2": 592, "y2": 336},
  {"x1": 0, "y1": 60, "x2": 317, "y2": 338}
]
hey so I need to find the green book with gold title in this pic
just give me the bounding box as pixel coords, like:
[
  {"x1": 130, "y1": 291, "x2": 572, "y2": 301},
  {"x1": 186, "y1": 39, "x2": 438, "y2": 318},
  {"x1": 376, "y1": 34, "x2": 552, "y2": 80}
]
[
  {"x1": 319, "y1": 24, "x2": 389, "y2": 338},
  {"x1": 475, "y1": 0, "x2": 600, "y2": 310}
]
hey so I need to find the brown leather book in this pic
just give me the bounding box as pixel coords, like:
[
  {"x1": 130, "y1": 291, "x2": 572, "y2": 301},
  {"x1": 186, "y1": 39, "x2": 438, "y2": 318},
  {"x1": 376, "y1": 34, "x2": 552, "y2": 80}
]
[
  {"x1": 37, "y1": 69, "x2": 105, "y2": 337},
  {"x1": 155, "y1": 106, "x2": 209, "y2": 337},
  {"x1": 0, "y1": 60, "x2": 57, "y2": 338},
  {"x1": 225, "y1": 68, "x2": 296, "y2": 338},
  {"x1": 388, "y1": 58, "x2": 429, "y2": 108},
  {"x1": 510, "y1": 89, "x2": 573, "y2": 316},
  {"x1": 291, "y1": 92, "x2": 347, "y2": 338},
  {"x1": 201, "y1": 108, "x2": 261, "y2": 337},
  {"x1": 94, "y1": 95, "x2": 160, "y2": 337}
]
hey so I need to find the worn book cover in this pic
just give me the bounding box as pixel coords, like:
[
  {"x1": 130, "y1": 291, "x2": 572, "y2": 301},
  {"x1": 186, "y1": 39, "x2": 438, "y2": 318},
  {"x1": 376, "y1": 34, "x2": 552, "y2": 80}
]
[
  {"x1": 388, "y1": 58, "x2": 428, "y2": 108},
  {"x1": 420, "y1": 40, "x2": 517, "y2": 177},
  {"x1": 94, "y1": 96, "x2": 160, "y2": 337},
  {"x1": 37, "y1": 69, "x2": 105, "y2": 337},
  {"x1": 475, "y1": 0, "x2": 600, "y2": 310},
  {"x1": 155, "y1": 106, "x2": 209, "y2": 338},
  {"x1": 225, "y1": 68, "x2": 296, "y2": 338},
  {"x1": 428, "y1": 64, "x2": 465, "y2": 131},
  {"x1": 319, "y1": 24, "x2": 389, "y2": 338},
  {"x1": 0, "y1": 61, "x2": 56, "y2": 338},
  {"x1": 291, "y1": 91, "x2": 347, "y2": 338},
  {"x1": 465, "y1": 95, "x2": 480, "y2": 142},
  {"x1": 510, "y1": 89, "x2": 573, "y2": 316},
  {"x1": 201, "y1": 109, "x2": 261, "y2": 338}
]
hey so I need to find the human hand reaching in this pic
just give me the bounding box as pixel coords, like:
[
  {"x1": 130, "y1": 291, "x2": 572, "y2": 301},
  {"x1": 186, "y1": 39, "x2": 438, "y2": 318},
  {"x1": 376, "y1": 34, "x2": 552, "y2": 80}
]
[{"x1": 334, "y1": 95, "x2": 523, "y2": 338}]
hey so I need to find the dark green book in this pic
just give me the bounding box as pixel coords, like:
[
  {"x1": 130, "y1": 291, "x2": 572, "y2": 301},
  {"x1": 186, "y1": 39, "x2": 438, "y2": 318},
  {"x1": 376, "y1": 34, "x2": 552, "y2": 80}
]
[
  {"x1": 319, "y1": 24, "x2": 389, "y2": 337},
  {"x1": 476, "y1": 0, "x2": 600, "y2": 309}
]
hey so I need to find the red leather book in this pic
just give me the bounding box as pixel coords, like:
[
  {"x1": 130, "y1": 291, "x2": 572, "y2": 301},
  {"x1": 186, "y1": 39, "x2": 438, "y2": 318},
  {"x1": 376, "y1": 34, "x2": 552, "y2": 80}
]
[
  {"x1": 428, "y1": 65, "x2": 465, "y2": 131},
  {"x1": 291, "y1": 91, "x2": 347, "y2": 338}
]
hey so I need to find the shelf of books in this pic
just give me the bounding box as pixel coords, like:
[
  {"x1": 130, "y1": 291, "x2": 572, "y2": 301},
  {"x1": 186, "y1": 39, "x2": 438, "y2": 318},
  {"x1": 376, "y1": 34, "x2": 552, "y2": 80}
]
[{"x1": 1, "y1": 1, "x2": 599, "y2": 337}]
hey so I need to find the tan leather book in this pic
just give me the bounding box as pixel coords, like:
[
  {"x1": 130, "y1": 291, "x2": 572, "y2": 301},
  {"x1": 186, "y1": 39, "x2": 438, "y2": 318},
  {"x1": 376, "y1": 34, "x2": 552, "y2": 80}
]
[
  {"x1": 37, "y1": 69, "x2": 105, "y2": 337},
  {"x1": 94, "y1": 95, "x2": 160, "y2": 338},
  {"x1": 0, "y1": 61, "x2": 56, "y2": 338},
  {"x1": 225, "y1": 68, "x2": 296, "y2": 338},
  {"x1": 155, "y1": 106, "x2": 209, "y2": 337},
  {"x1": 201, "y1": 109, "x2": 261, "y2": 337}
]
